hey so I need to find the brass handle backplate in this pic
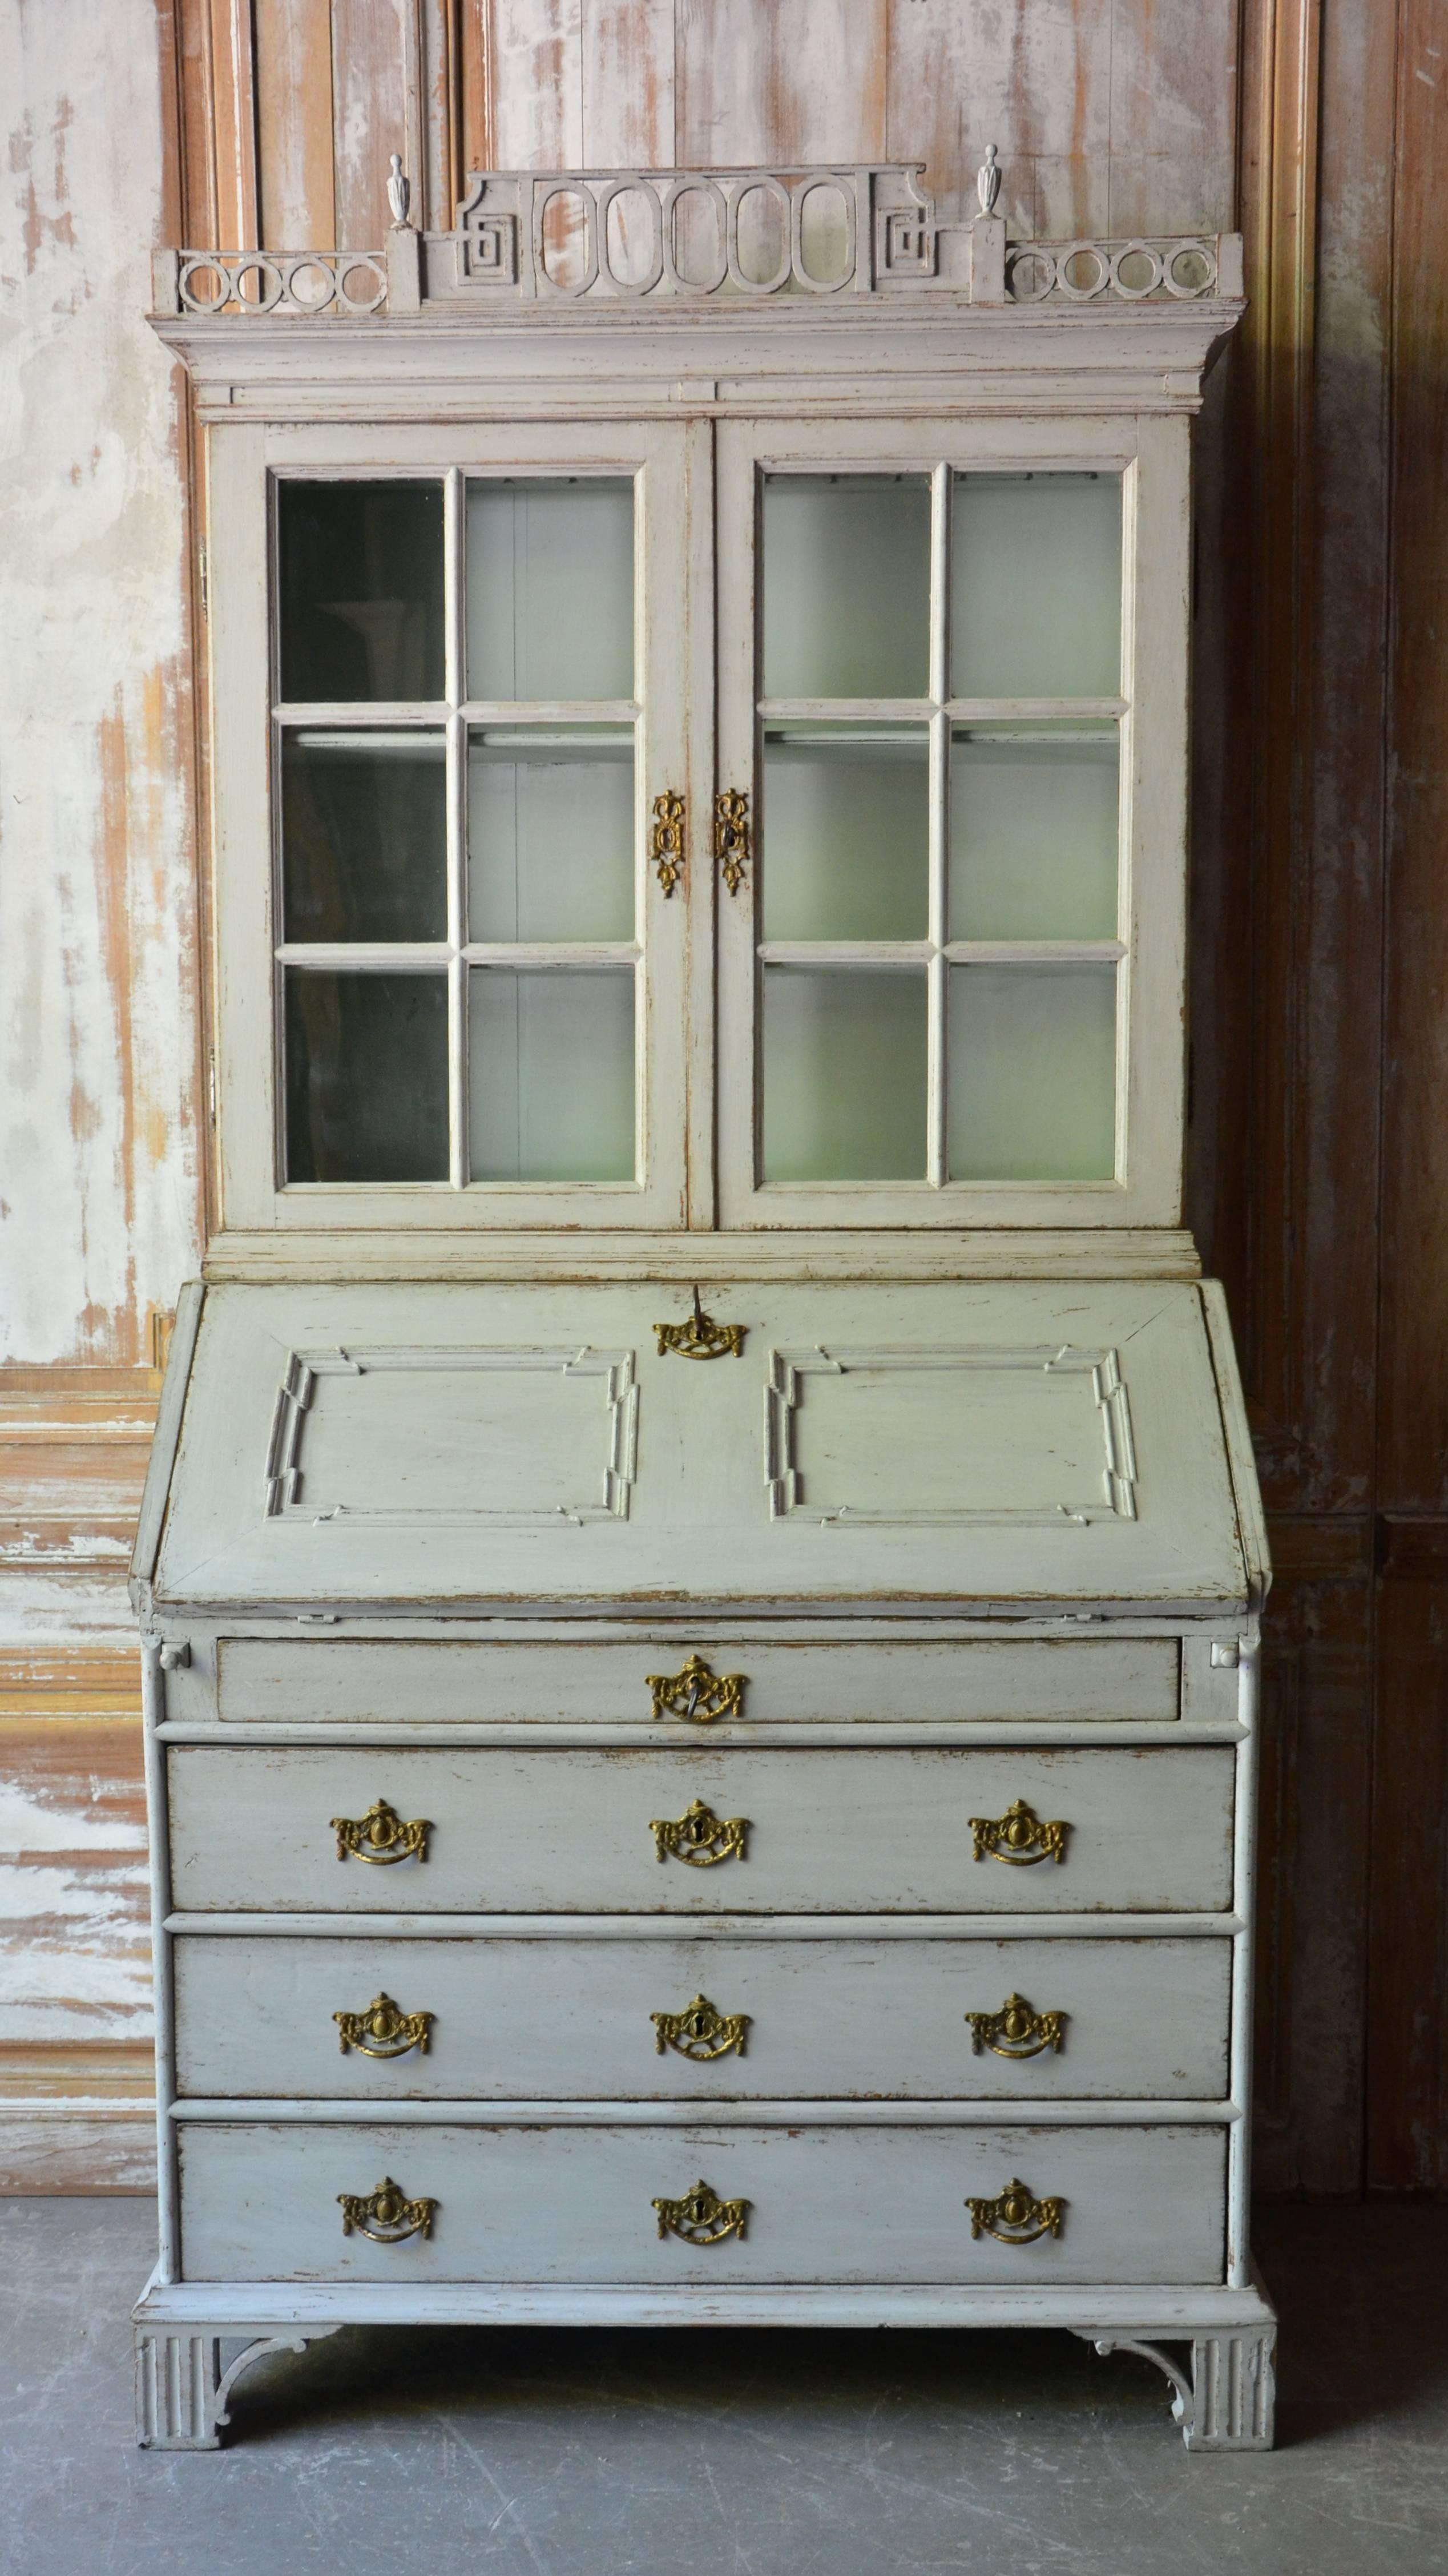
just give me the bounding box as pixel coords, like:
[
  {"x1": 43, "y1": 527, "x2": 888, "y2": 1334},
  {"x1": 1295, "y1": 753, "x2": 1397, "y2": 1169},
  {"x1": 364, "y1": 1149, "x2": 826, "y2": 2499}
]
[
  {"x1": 651, "y1": 789, "x2": 686, "y2": 895},
  {"x1": 337, "y1": 2175, "x2": 437, "y2": 2244},
  {"x1": 652, "y1": 1993, "x2": 751, "y2": 2061},
  {"x1": 966, "y1": 1992, "x2": 1067, "y2": 2059},
  {"x1": 653, "y1": 2178, "x2": 751, "y2": 2244},
  {"x1": 334, "y1": 1992, "x2": 434, "y2": 2059},
  {"x1": 330, "y1": 1798, "x2": 430, "y2": 1864},
  {"x1": 646, "y1": 1653, "x2": 746, "y2": 1723},
  {"x1": 966, "y1": 2177, "x2": 1064, "y2": 2246},
  {"x1": 650, "y1": 1797, "x2": 749, "y2": 1867},
  {"x1": 715, "y1": 787, "x2": 750, "y2": 893},
  {"x1": 968, "y1": 1798, "x2": 1068, "y2": 1867}
]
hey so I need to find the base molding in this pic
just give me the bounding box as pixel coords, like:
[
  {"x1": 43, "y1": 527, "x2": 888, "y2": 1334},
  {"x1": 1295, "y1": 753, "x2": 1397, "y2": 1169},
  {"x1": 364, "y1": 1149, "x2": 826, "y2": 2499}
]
[
  {"x1": 132, "y1": 2274, "x2": 1277, "y2": 2451},
  {"x1": 1076, "y1": 2325, "x2": 1276, "y2": 2450}
]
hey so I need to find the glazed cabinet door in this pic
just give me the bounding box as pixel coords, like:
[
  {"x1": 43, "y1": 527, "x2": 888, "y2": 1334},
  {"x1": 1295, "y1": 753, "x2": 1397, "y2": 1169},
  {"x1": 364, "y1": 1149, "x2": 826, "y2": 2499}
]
[
  {"x1": 210, "y1": 419, "x2": 697, "y2": 1233},
  {"x1": 715, "y1": 414, "x2": 1190, "y2": 1229}
]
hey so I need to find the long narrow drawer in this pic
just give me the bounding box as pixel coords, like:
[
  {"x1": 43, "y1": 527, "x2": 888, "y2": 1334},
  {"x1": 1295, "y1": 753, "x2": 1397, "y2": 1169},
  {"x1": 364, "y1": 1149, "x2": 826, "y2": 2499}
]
[
  {"x1": 167, "y1": 1746, "x2": 1234, "y2": 1914},
  {"x1": 216, "y1": 1636, "x2": 1181, "y2": 1727},
  {"x1": 174, "y1": 1934, "x2": 1232, "y2": 2102},
  {"x1": 176, "y1": 2119, "x2": 1227, "y2": 2285}
]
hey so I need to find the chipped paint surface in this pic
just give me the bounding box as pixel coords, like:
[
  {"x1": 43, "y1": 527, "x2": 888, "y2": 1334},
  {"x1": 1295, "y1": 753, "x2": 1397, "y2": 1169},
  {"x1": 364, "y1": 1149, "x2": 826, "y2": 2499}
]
[
  {"x1": 0, "y1": 0, "x2": 201, "y2": 1369},
  {"x1": 0, "y1": 1728, "x2": 151, "y2": 2043}
]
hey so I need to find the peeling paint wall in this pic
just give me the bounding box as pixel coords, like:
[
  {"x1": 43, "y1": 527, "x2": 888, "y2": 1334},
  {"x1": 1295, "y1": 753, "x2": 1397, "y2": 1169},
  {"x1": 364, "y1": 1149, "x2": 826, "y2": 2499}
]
[{"x1": 1, "y1": 1, "x2": 201, "y2": 1372}]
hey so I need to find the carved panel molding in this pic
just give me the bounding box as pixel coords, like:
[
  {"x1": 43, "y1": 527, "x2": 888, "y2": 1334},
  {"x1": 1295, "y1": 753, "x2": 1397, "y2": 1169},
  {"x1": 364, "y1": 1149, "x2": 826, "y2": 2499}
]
[
  {"x1": 262, "y1": 1344, "x2": 637, "y2": 1526},
  {"x1": 764, "y1": 1344, "x2": 1138, "y2": 1527}
]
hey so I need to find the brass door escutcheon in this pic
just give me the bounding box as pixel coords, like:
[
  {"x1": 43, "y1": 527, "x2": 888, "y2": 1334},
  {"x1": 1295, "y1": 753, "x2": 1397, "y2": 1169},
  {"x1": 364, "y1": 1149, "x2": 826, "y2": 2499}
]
[
  {"x1": 333, "y1": 1992, "x2": 435, "y2": 2058},
  {"x1": 965, "y1": 1992, "x2": 1067, "y2": 2059},
  {"x1": 646, "y1": 1652, "x2": 746, "y2": 1723},
  {"x1": 654, "y1": 1283, "x2": 745, "y2": 1359},
  {"x1": 653, "y1": 2178, "x2": 751, "y2": 2244},
  {"x1": 651, "y1": 789, "x2": 686, "y2": 895},
  {"x1": 715, "y1": 787, "x2": 750, "y2": 893},
  {"x1": 966, "y1": 2177, "x2": 1064, "y2": 2246},
  {"x1": 968, "y1": 1798, "x2": 1068, "y2": 1866},
  {"x1": 651, "y1": 1993, "x2": 751, "y2": 2060},
  {"x1": 337, "y1": 2175, "x2": 437, "y2": 2244},
  {"x1": 650, "y1": 1797, "x2": 749, "y2": 1866},
  {"x1": 330, "y1": 1797, "x2": 430, "y2": 1864}
]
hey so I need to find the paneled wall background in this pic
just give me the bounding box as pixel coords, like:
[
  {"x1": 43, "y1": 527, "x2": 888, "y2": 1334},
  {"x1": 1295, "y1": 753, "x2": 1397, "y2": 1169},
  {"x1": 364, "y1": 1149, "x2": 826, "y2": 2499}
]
[{"x1": 1, "y1": 0, "x2": 1443, "y2": 2198}]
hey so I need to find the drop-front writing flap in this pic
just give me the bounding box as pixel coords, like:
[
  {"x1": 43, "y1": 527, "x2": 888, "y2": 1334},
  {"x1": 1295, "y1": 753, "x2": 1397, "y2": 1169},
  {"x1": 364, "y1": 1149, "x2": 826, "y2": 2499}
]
[{"x1": 141, "y1": 1279, "x2": 1252, "y2": 1615}]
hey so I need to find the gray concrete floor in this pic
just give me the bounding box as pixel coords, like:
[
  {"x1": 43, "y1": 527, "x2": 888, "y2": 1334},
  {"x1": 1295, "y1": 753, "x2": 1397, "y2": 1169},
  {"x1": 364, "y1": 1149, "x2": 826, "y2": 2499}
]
[{"x1": 2, "y1": 2201, "x2": 1446, "y2": 2575}]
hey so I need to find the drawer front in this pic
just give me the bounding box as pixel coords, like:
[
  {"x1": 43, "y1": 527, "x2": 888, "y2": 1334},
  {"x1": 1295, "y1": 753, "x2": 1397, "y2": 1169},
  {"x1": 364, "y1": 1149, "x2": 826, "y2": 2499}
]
[
  {"x1": 176, "y1": 2118, "x2": 1227, "y2": 2285},
  {"x1": 167, "y1": 1746, "x2": 1235, "y2": 1915},
  {"x1": 174, "y1": 1933, "x2": 1232, "y2": 2102},
  {"x1": 216, "y1": 1636, "x2": 1180, "y2": 1727}
]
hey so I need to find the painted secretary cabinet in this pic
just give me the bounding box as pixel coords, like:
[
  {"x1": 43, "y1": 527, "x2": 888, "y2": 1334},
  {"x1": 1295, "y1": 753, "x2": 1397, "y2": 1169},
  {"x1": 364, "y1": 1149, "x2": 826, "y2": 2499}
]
[{"x1": 132, "y1": 164, "x2": 1273, "y2": 2451}]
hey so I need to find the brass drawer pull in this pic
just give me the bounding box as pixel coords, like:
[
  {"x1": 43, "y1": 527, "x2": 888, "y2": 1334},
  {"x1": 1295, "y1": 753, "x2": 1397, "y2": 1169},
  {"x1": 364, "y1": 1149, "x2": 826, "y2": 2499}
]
[
  {"x1": 650, "y1": 1797, "x2": 749, "y2": 1867},
  {"x1": 966, "y1": 2178, "x2": 1064, "y2": 2246},
  {"x1": 330, "y1": 1798, "x2": 430, "y2": 1864},
  {"x1": 334, "y1": 1992, "x2": 434, "y2": 2059},
  {"x1": 653, "y1": 2178, "x2": 750, "y2": 2244},
  {"x1": 968, "y1": 1798, "x2": 1068, "y2": 1866},
  {"x1": 646, "y1": 1652, "x2": 746, "y2": 1724},
  {"x1": 337, "y1": 2175, "x2": 437, "y2": 2244},
  {"x1": 966, "y1": 1992, "x2": 1066, "y2": 2059},
  {"x1": 652, "y1": 1993, "x2": 751, "y2": 2061},
  {"x1": 715, "y1": 787, "x2": 750, "y2": 894},
  {"x1": 654, "y1": 1283, "x2": 746, "y2": 1360},
  {"x1": 651, "y1": 789, "x2": 686, "y2": 895}
]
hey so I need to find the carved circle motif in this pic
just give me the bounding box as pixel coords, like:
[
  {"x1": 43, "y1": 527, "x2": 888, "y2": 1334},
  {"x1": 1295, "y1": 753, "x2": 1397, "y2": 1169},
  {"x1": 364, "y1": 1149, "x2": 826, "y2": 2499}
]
[
  {"x1": 535, "y1": 184, "x2": 599, "y2": 295},
  {"x1": 1004, "y1": 237, "x2": 1218, "y2": 305},
  {"x1": 727, "y1": 177, "x2": 793, "y2": 293},
  {"x1": 663, "y1": 176, "x2": 729, "y2": 293},
  {"x1": 177, "y1": 250, "x2": 386, "y2": 316},
  {"x1": 597, "y1": 179, "x2": 665, "y2": 296},
  {"x1": 1109, "y1": 241, "x2": 1164, "y2": 300},
  {"x1": 1055, "y1": 241, "x2": 1111, "y2": 300},
  {"x1": 1165, "y1": 240, "x2": 1217, "y2": 297},
  {"x1": 791, "y1": 177, "x2": 856, "y2": 291}
]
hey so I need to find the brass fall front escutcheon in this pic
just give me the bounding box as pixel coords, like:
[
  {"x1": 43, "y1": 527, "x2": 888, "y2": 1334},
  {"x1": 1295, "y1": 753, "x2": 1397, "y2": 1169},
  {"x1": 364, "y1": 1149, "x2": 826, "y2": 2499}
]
[
  {"x1": 715, "y1": 787, "x2": 750, "y2": 893},
  {"x1": 968, "y1": 1799, "x2": 1068, "y2": 1867},
  {"x1": 653, "y1": 2178, "x2": 751, "y2": 2244},
  {"x1": 654, "y1": 1284, "x2": 745, "y2": 1360},
  {"x1": 966, "y1": 2178, "x2": 1064, "y2": 2246},
  {"x1": 965, "y1": 1992, "x2": 1067, "y2": 2059},
  {"x1": 330, "y1": 1798, "x2": 430, "y2": 1865},
  {"x1": 651, "y1": 789, "x2": 686, "y2": 895},
  {"x1": 337, "y1": 2175, "x2": 437, "y2": 2244}
]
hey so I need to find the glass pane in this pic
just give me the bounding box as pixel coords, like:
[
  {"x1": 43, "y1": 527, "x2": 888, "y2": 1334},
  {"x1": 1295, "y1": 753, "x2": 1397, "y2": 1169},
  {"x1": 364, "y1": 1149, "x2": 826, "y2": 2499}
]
[
  {"x1": 278, "y1": 481, "x2": 444, "y2": 703},
  {"x1": 466, "y1": 479, "x2": 634, "y2": 701},
  {"x1": 951, "y1": 473, "x2": 1122, "y2": 699},
  {"x1": 763, "y1": 967, "x2": 926, "y2": 1182},
  {"x1": 949, "y1": 726, "x2": 1119, "y2": 941},
  {"x1": 763, "y1": 727, "x2": 928, "y2": 940},
  {"x1": 470, "y1": 969, "x2": 635, "y2": 1181},
  {"x1": 282, "y1": 731, "x2": 446, "y2": 942},
  {"x1": 763, "y1": 475, "x2": 930, "y2": 699},
  {"x1": 284, "y1": 971, "x2": 448, "y2": 1183},
  {"x1": 948, "y1": 965, "x2": 1116, "y2": 1180},
  {"x1": 469, "y1": 729, "x2": 634, "y2": 942}
]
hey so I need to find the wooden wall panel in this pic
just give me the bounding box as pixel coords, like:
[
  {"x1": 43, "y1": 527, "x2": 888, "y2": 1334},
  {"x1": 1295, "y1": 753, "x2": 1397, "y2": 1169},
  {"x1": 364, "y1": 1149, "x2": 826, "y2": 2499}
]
[
  {"x1": 332, "y1": 0, "x2": 420, "y2": 245},
  {"x1": 256, "y1": 0, "x2": 336, "y2": 245},
  {"x1": 1367, "y1": 0, "x2": 1448, "y2": 2197}
]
